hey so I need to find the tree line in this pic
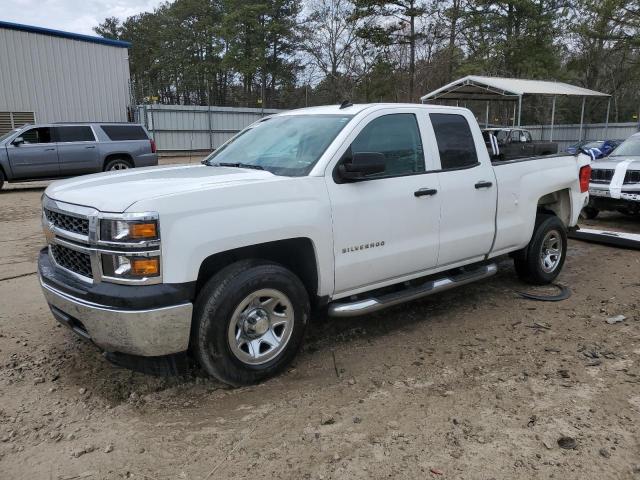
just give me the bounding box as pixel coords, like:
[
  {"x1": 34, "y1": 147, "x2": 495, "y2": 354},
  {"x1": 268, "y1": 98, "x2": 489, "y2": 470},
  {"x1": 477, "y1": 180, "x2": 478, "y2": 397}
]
[{"x1": 96, "y1": 0, "x2": 640, "y2": 124}]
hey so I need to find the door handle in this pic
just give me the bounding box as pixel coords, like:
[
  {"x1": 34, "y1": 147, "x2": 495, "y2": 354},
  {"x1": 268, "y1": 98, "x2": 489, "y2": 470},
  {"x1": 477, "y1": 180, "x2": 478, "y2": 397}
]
[
  {"x1": 475, "y1": 181, "x2": 493, "y2": 189},
  {"x1": 414, "y1": 188, "x2": 438, "y2": 197},
  {"x1": 44, "y1": 148, "x2": 55, "y2": 151},
  {"x1": 85, "y1": 146, "x2": 96, "y2": 149}
]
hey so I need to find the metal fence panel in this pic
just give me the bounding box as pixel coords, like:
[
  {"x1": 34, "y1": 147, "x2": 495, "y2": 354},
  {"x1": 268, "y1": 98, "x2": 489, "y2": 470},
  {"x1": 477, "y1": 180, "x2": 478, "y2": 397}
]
[
  {"x1": 137, "y1": 105, "x2": 639, "y2": 154},
  {"x1": 135, "y1": 105, "x2": 283, "y2": 152},
  {"x1": 523, "y1": 122, "x2": 639, "y2": 151}
]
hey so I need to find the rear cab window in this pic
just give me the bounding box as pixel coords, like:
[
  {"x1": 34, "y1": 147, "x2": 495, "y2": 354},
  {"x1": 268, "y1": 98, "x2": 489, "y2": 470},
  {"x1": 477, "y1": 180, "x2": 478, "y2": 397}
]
[
  {"x1": 55, "y1": 126, "x2": 95, "y2": 142},
  {"x1": 429, "y1": 113, "x2": 479, "y2": 170},
  {"x1": 101, "y1": 125, "x2": 149, "y2": 141}
]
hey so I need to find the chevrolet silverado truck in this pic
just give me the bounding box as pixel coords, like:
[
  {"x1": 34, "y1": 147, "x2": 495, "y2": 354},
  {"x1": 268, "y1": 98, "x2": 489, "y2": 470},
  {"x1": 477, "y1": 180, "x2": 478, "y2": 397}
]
[
  {"x1": 38, "y1": 104, "x2": 591, "y2": 386},
  {"x1": 583, "y1": 132, "x2": 640, "y2": 219},
  {"x1": 483, "y1": 128, "x2": 558, "y2": 161}
]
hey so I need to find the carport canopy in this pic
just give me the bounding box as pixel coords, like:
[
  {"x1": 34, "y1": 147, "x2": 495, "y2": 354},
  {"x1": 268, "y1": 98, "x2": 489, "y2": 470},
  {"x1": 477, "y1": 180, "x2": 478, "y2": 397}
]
[{"x1": 420, "y1": 75, "x2": 611, "y2": 141}]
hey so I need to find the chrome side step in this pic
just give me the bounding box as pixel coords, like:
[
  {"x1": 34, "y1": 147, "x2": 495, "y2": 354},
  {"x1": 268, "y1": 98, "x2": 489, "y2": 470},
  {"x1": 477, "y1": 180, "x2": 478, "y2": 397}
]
[{"x1": 328, "y1": 263, "x2": 498, "y2": 317}]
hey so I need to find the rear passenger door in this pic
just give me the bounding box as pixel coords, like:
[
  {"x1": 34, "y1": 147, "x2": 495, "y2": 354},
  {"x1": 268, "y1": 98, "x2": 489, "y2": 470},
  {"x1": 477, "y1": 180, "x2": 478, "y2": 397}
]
[
  {"x1": 6, "y1": 127, "x2": 59, "y2": 179},
  {"x1": 55, "y1": 126, "x2": 101, "y2": 176},
  {"x1": 428, "y1": 112, "x2": 497, "y2": 267}
]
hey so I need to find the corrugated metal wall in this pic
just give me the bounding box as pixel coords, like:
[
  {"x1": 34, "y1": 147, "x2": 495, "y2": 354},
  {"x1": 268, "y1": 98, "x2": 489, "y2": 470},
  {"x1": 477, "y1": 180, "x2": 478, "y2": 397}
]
[
  {"x1": 524, "y1": 122, "x2": 639, "y2": 151},
  {"x1": 136, "y1": 105, "x2": 284, "y2": 152},
  {"x1": 0, "y1": 28, "x2": 130, "y2": 123}
]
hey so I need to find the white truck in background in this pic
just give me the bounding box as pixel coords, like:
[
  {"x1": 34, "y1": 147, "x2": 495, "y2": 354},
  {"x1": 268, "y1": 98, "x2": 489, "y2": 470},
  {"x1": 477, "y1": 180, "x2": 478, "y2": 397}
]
[{"x1": 38, "y1": 103, "x2": 592, "y2": 386}]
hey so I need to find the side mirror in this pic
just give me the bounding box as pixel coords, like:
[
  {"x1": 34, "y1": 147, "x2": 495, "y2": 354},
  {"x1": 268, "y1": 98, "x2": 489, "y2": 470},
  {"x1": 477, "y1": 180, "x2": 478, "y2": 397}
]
[
  {"x1": 12, "y1": 136, "x2": 24, "y2": 146},
  {"x1": 338, "y1": 152, "x2": 386, "y2": 181}
]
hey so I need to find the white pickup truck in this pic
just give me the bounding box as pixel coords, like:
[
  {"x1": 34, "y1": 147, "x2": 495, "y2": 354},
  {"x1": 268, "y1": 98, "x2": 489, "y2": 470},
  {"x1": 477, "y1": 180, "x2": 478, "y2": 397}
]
[{"x1": 38, "y1": 104, "x2": 592, "y2": 385}]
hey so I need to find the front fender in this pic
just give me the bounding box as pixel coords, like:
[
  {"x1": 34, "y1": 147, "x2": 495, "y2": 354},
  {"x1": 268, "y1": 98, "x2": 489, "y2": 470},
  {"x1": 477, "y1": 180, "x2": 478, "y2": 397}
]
[{"x1": 128, "y1": 176, "x2": 336, "y2": 297}]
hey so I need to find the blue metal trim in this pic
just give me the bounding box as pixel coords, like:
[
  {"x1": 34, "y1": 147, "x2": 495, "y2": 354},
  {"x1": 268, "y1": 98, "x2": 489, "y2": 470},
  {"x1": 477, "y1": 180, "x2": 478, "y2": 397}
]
[{"x1": 0, "y1": 21, "x2": 131, "y2": 48}]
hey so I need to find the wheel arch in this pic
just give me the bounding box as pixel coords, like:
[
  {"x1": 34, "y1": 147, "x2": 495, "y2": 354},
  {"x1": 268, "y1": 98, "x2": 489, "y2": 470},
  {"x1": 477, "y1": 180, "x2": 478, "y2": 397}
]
[
  {"x1": 536, "y1": 188, "x2": 571, "y2": 226},
  {"x1": 103, "y1": 153, "x2": 134, "y2": 170},
  {"x1": 195, "y1": 238, "x2": 321, "y2": 306}
]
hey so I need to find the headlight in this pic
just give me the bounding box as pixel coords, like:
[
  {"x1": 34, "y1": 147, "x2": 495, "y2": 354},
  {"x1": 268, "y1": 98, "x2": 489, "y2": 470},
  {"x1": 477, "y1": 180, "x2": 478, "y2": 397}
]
[
  {"x1": 102, "y1": 253, "x2": 160, "y2": 280},
  {"x1": 100, "y1": 218, "x2": 159, "y2": 243}
]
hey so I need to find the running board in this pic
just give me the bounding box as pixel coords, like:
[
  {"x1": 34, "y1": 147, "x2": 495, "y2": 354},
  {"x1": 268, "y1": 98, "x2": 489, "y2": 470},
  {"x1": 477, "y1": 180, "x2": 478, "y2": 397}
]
[{"x1": 328, "y1": 263, "x2": 498, "y2": 318}]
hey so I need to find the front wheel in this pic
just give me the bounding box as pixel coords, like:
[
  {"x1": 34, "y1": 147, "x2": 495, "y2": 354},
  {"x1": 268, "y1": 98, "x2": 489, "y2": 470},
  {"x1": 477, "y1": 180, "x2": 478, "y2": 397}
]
[
  {"x1": 0, "y1": 169, "x2": 4, "y2": 191},
  {"x1": 192, "y1": 260, "x2": 309, "y2": 386},
  {"x1": 513, "y1": 214, "x2": 567, "y2": 285}
]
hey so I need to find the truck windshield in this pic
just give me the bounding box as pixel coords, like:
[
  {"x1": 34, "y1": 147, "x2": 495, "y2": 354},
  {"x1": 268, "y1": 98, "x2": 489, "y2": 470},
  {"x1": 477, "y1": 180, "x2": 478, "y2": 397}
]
[
  {"x1": 610, "y1": 136, "x2": 640, "y2": 157},
  {"x1": 204, "y1": 114, "x2": 352, "y2": 176}
]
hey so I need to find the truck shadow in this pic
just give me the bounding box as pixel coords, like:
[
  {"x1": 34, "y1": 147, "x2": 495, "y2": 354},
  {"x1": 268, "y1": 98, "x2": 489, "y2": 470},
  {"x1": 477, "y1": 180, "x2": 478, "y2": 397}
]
[{"x1": 2, "y1": 186, "x2": 48, "y2": 193}]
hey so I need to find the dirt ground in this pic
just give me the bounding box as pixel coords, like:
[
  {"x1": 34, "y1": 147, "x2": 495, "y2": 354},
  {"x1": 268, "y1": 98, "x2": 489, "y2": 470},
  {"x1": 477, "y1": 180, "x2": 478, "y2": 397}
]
[{"x1": 1, "y1": 161, "x2": 639, "y2": 479}]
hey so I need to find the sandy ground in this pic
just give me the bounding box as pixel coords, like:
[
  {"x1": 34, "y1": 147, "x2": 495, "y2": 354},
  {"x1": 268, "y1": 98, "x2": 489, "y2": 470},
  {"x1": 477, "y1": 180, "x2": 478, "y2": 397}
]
[{"x1": 1, "y1": 162, "x2": 639, "y2": 479}]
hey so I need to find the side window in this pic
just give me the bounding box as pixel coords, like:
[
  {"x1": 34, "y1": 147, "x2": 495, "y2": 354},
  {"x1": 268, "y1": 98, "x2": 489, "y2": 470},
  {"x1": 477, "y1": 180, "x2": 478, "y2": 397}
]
[
  {"x1": 20, "y1": 127, "x2": 53, "y2": 144},
  {"x1": 349, "y1": 113, "x2": 425, "y2": 177},
  {"x1": 430, "y1": 114, "x2": 478, "y2": 169},
  {"x1": 101, "y1": 125, "x2": 148, "y2": 141},
  {"x1": 523, "y1": 131, "x2": 532, "y2": 143},
  {"x1": 56, "y1": 126, "x2": 95, "y2": 142}
]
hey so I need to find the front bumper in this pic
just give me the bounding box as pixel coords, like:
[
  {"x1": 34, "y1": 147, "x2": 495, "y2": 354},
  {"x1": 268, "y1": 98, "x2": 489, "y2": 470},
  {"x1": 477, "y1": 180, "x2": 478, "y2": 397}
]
[
  {"x1": 39, "y1": 249, "x2": 193, "y2": 357},
  {"x1": 588, "y1": 185, "x2": 640, "y2": 212}
]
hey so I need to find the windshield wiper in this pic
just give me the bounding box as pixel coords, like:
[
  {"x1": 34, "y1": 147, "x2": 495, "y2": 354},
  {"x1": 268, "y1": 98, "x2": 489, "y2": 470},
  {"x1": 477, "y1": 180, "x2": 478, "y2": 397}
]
[{"x1": 209, "y1": 162, "x2": 264, "y2": 170}]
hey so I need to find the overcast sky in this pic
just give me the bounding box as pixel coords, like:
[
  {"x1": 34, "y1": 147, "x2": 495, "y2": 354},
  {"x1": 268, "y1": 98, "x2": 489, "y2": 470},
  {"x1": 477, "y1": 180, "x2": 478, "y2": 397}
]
[{"x1": 1, "y1": 0, "x2": 164, "y2": 36}]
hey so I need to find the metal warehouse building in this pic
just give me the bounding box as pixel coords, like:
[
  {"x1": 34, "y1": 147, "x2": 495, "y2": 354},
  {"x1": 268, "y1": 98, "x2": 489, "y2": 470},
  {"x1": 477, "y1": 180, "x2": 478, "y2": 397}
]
[{"x1": 0, "y1": 21, "x2": 131, "y2": 135}]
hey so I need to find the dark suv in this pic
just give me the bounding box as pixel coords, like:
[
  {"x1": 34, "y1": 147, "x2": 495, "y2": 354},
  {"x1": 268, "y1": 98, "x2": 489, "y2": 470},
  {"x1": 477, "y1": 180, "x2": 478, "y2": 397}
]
[{"x1": 0, "y1": 123, "x2": 158, "y2": 190}]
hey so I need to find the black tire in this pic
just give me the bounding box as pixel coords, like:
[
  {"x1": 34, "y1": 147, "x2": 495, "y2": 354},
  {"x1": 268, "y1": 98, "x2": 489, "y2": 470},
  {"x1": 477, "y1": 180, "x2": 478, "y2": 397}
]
[
  {"x1": 513, "y1": 214, "x2": 567, "y2": 285},
  {"x1": 0, "y1": 169, "x2": 4, "y2": 191},
  {"x1": 581, "y1": 206, "x2": 599, "y2": 219},
  {"x1": 192, "y1": 259, "x2": 309, "y2": 386},
  {"x1": 104, "y1": 157, "x2": 132, "y2": 171}
]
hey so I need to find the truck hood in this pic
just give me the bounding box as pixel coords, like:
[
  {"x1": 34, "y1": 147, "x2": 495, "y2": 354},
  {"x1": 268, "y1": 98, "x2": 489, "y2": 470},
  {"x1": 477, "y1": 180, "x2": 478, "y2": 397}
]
[
  {"x1": 45, "y1": 164, "x2": 278, "y2": 212},
  {"x1": 591, "y1": 156, "x2": 640, "y2": 171}
]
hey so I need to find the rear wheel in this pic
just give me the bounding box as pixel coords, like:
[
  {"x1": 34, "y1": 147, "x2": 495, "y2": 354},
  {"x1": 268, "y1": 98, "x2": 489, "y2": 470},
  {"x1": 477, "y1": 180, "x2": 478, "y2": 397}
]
[
  {"x1": 192, "y1": 260, "x2": 309, "y2": 386},
  {"x1": 0, "y1": 169, "x2": 4, "y2": 191},
  {"x1": 104, "y1": 158, "x2": 132, "y2": 171},
  {"x1": 513, "y1": 214, "x2": 567, "y2": 285}
]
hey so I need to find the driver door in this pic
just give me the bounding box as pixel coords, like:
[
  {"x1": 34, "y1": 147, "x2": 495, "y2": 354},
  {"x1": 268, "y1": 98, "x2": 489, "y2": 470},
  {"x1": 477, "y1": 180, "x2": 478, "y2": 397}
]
[
  {"x1": 325, "y1": 109, "x2": 441, "y2": 296},
  {"x1": 7, "y1": 127, "x2": 59, "y2": 179}
]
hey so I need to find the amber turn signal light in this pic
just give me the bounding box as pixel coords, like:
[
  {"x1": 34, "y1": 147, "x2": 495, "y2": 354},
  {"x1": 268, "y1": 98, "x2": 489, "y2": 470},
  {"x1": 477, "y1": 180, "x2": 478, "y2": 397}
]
[
  {"x1": 130, "y1": 258, "x2": 160, "y2": 276},
  {"x1": 129, "y1": 222, "x2": 158, "y2": 239}
]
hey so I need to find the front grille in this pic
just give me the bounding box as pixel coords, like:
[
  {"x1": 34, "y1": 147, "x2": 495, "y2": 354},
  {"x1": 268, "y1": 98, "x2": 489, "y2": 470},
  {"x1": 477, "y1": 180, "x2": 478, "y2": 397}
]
[
  {"x1": 45, "y1": 209, "x2": 89, "y2": 236},
  {"x1": 51, "y1": 244, "x2": 92, "y2": 278},
  {"x1": 590, "y1": 169, "x2": 614, "y2": 183},
  {"x1": 624, "y1": 170, "x2": 640, "y2": 184}
]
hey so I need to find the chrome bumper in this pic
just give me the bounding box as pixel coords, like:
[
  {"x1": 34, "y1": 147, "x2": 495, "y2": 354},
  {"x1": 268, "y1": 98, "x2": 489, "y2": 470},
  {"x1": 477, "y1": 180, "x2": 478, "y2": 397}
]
[{"x1": 40, "y1": 278, "x2": 193, "y2": 357}]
